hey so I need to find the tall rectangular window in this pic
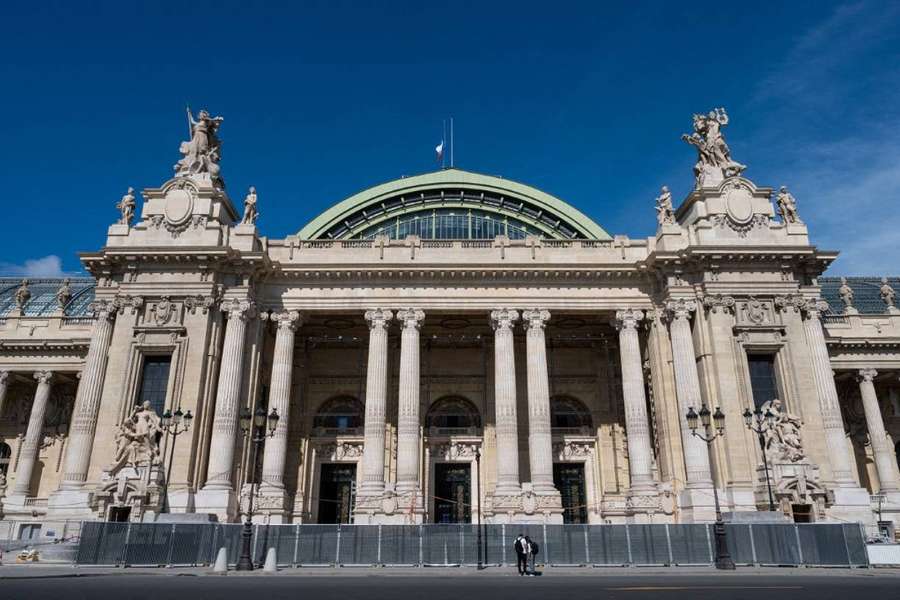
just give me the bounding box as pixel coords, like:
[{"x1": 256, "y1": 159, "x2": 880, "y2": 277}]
[
  {"x1": 747, "y1": 354, "x2": 778, "y2": 410},
  {"x1": 138, "y1": 355, "x2": 172, "y2": 416}
]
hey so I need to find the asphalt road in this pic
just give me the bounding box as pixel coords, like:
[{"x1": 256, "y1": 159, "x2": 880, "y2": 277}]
[{"x1": 3, "y1": 572, "x2": 899, "y2": 600}]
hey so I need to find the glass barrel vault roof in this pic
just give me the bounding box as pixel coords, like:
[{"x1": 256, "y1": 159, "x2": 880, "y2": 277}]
[{"x1": 0, "y1": 278, "x2": 96, "y2": 318}]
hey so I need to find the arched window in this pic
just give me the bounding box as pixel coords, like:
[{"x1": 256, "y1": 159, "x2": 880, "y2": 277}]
[
  {"x1": 0, "y1": 442, "x2": 11, "y2": 478},
  {"x1": 426, "y1": 396, "x2": 481, "y2": 433},
  {"x1": 550, "y1": 396, "x2": 593, "y2": 432},
  {"x1": 313, "y1": 396, "x2": 364, "y2": 434}
]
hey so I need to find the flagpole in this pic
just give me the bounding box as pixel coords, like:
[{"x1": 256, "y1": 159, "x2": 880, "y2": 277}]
[
  {"x1": 442, "y1": 119, "x2": 447, "y2": 170},
  {"x1": 450, "y1": 117, "x2": 454, "y2": 168}
]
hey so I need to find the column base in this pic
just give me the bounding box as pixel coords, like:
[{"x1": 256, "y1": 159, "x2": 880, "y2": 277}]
[
  {"x1": 484, "y1": 483, "x2": 564, "y2": 524},
  {"x1": 353, "y1": 486, "x2": 425, "y2": 524},
  {"x1": 677, "y1": 486, "x2": 719, "y2": 523},
  {"x1": 194, "y1": 487, "x2": 237, "y2": 523},
  {"x1": 826, "y1": 486, "x2": 875, "y2": 526},
  {"x1": 47, "y1": 488, "x2": 98, "y2": 519},
  {"x1": 256, "y1": 485, "x2": 290, "y2": 522}
]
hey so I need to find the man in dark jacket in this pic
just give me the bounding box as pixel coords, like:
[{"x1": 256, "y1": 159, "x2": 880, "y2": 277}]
[{"x1": 513, "y1": 533, "x2": 530, "y2": 575}]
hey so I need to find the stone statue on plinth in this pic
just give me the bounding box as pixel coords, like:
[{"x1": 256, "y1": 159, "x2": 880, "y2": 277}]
[
  {"x1": 681, "y1": 108, "x2": 746, "y2": 188},
  {"x1": 776, "y1": 186, "x2": 801, "y2": 224},
  {"x1": 241, "y1": 186, "x2": 259, "y2": 225},
  {"x1": 56, "y1": 278, "x2": 71, "y2": 311},
  {"x1": 116, "y1": 187, "x2": 136, "y2": 226},
  {"x1": 174, "y1": 107, "x2": 224, "y2": 187},
  {"x1": 655, "y1": 186, "x2": 675, "y2": 226},
  {"x1": 838, "y1": 277, "x2": 854, "y2": 312},
  {"x1": 880, "y1": 277, "x2": 896, "y2": 309}
]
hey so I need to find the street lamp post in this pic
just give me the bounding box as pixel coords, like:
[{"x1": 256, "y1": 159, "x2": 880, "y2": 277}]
[
  {"x1": 235, "y1": 405, "x2": 279, "y2": 572},
  {"x1": 475, "y1": 447, "x2": 483, "y2": 570},
  {"x1": 742, "y1": 406, "x2": 777, "y2": 512},
  {"x1": 686, "y1": 404, "x2": 736, "y2": 571},
  {"x1": 160, "y1": 407, "x2": 193, "y2": 513}
]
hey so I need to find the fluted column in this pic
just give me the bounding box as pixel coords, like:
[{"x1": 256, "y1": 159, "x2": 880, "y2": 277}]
[
  {"x1": 858, "y1": 369, "x2": 900, "y2": 493},
  {"x1": 801, "y1": 299, "x2": 857, "y2": 486},
  {"x1": 616, "y1": 309, "x2": 657, "y2": 493},
  {"x1": 203, "y1": 299, "x2": 255, "y2": 490},
  {"x1": 260, "y1": 311, "x2": 301, "y2": 490},
  {"x1": 666, "y1": 299, "x2": 713, "y2": 487},
  {"x1": 522, "y1": 309, "x2": 556, "y2": 494},
  {"x1": 491, "y1": 309, "x2": 521, "y2": 495},
  {"x1": 60, "y1": 300, "x2": 117, "y2": 489},
  {"x1": 396, "y1": 308, "x2": 424, "y2": 494},
  {"x1": 359, "y1": 308, "x2": 393, "y2": 495},
  {"x1": 0, "y1": 371, "x2": 8, "y2": 421},
  {"x1": 11, "y1": 371, "x2": 53, "y2": 497}
]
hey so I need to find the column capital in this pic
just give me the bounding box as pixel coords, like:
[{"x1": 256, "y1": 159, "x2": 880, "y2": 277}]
[
  {"x1": 858, "y1": 368, "x2": 878, "y2": 383},
  {"x1": 0, "y1": 370, "x2": 8, "y2": 386},
  {"x1": 221, "y1": 298, "x2": 256, "y2": 321},
  {"x1": 800, "y1": 298, "x2": 830, "y2": 319},
  {"x1": 665, "y1": 298, "x2": 697, "y2": 321},
  {"x1": 365, "y1": 308, "x2": 393, "y2": 329},
  {"x1": 490, "y1": 308, "x2": 519, "y2": 330},
  {"x1": 270, "y1": 310, "x2": 302, "y2": 331},
  {"x1": 522, "y1": 308, "x2": 550, "y2": 330},
  {"x1": 33, "y1": 370, "x2": 54, "y2": 385},
  {"x1": 702, "y1": 294, "x2": 735, "y2": 314},
  {"x1": 397, "y1": 308, "x2": 425, "y2": 330},
  {"x1": 615, "y1": 308, "x2": 644, "y2": 330},
  {"x1": 774, "y1": 294, "x2": 806, "y2": 313}
]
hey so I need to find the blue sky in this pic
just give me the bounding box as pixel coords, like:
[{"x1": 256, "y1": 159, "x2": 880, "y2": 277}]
[{"x1": 1, "y1": 1, "x2": 898, "y2": 276}]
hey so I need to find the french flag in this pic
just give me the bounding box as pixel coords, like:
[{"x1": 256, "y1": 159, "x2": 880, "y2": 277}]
[{"x1": 435, "y1": 139, "x2": 444, "y2": 163}]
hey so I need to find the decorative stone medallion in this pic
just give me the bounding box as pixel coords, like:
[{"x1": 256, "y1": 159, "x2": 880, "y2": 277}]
[{"x1": 724, "y1": 182, "x2": 754, "y2": 225}]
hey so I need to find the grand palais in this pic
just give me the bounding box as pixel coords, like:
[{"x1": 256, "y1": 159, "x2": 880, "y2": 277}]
[{"x1": 1, "y1": 108, "x2": 899, "y2": 541}]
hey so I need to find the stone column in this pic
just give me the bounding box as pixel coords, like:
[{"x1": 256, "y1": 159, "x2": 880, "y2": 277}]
[
  {"x1": 10, "y1": 371, "x2": 53, "y2": 497},
  {"x1": 58, "y1": 300, "x2": 117, "y2": 490},
  {"x1": 491, "y1": 309, "x2": 521, "y2": 495},
  {"x1": 615, "y1": 309, "x2": 657, "y2": 493},
  {"x1": 0, "y1": 371, "x2": 9, "y2": 418},
  {"x1": 666, "y1": 299, "x2": 713, "y2": 488},
  {"x1": 359, "y1": 308, "x2": 393, "y2": 495},
  {"x1": 522, "y1": 309, "x2": 556, "y2": 494},
  {"x1": 202, "y1": 299, "x2": 255, "y2": 491},
  {"x1": 260, "y1": 311, "x2": 301, "y2": 492},
  {"x1": 858, "y1": 369, "x2": 900, "y2": 493},
  {"x1": 396, "y1": 308, "x2": 424, "y2": 494},
  {"x1": 801, "y1": 300, "x2": 858, "y2": 486}
]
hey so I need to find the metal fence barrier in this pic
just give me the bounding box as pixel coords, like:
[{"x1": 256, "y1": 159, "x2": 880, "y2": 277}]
[{"x1": 74, "y1": 522, "x2": 869, "y2": 568}]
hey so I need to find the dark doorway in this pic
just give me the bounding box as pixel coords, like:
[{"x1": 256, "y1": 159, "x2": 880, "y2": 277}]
[
  {"x1": 554, "y1": 463, "x2": 588, "y2": 524},
  {"x1": 318, "y1": 463, "x2": 356, "y2": 524},
  {"x1": 791, "y1": 503, "x2": 813, "y2": 523},
  {"x1": 108, "y1": 506, "x2": 131, "y2": 522},
  {"x1": 434, "y1": 463, "x2": 471, "y2": 523}
]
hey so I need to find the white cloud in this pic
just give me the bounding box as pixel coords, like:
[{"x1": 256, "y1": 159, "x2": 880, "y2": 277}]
[{"x1": 0, "y1": 255, "x2": 75, "y2": 278}]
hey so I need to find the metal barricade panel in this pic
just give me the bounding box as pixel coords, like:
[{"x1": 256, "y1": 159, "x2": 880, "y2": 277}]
[
  {"x1": 842, "y1": 524, "x2": 869, "y2": 567},
  {"x1": 122, "y1": 523, "x2": 174, "y2": 566},
  {"x1": 75, "y1": 521, "x2": 128, "y2": 565},
  {"x1": 483, "y1": 524, "x2": 506, "y2": 566},
  {"x1": 337, "y1": 525, "x2": 380, "y2": 565},
  {"x1": 169, "y1": 523, "x2": 216, "y2": 565},
  {"x1": 379, "y1": 525, "x2": 421, "y2": 565},
  {"x1": 724, "y1": 524, "x2": 754, "y2": 565},
  {"x1": 628, "y1": 524, "x2": 669, "y2": 565},
  {"x1": 668, "y1": 524, "x2": 711, "y2": 565},
  {"x1": 586, "y1": 525, "x2": 629, "y2": 565},
  {"x1": 798, "y1": 523, "x2": 852, "y2": 566},
  {"x1": 422, "y1": 524, "x2": 464, "y2": 565},
  {"x1": 544, "y1": 524, "x2": 586, "y2": 565},
  {"x1": 296, "y1": 524, "x2": 339, "y2": 565},
  {"x1": 749, "y1": 524, "x2": 801, "y2": 566}
]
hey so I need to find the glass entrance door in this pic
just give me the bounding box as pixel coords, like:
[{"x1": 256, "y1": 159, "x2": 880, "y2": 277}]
[
  {"x1": 554, "y1": 463, "x2": 588, "y2": 524},
  {"x1": 318, "y1": 463, "x2": 356, "y2": 524},
  {"x1": 434, "y1": 463, "x2": 471, "y2": 523}
]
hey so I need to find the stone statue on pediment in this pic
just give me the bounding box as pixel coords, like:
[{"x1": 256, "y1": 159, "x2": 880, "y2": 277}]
[
  {"x1": 881, "y1": 277, "x2": 896, "y2": 308},
  {"x1": 56, "y1": 278, "x2": 72, "y2": 310},
  {"x1": 116, "y1": 187, "x2": 136, "y2": 226},
  {"x1": 14, "y1": 279, "x2": 30, "y2": 310},
  {"x1": 681, "y1": 107, "x2": 746, "y2": 188},
  {"x1": 776, "y1": 186, "x2": 801, "y2": 224},
  {"x1": 174, "y1": 107, "x2": 224, "y2": 187},
  {"x1": 655, "y1": 186, "x2": 675, "y2": 226},
  {"x1": 838, "y1": 277, "x2": 854, "y2": 310},
  {"x1": 241, "y1": 186, "x2": 259, "y2": 225}
]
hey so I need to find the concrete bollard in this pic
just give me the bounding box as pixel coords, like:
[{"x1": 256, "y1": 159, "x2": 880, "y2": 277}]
[
  {"x1": 213, "y1": 546, "x2": 228, "y2": 573},
  {"x1": 263, "y1": 547, "x2": 277, "y2": 573}
]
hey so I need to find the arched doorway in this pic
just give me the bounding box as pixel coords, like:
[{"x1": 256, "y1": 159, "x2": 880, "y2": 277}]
[{"x1": 426, "y1": 396, "x2": 481, "y2": 524}]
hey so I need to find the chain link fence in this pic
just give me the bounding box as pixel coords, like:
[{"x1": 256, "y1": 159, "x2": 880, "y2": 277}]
[{"x1": 74, "y1": 521, "x2": 869, "y2": 568}]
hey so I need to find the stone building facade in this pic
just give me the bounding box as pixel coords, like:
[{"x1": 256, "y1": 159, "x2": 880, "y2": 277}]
[{"x1": 1, "y1": 109, "x2": 899, "y2": 537}]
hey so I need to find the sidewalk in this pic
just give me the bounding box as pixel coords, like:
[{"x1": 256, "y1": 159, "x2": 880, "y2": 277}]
[{"x1": 3, "y1": 564, "x2": 900, "y2": 579}]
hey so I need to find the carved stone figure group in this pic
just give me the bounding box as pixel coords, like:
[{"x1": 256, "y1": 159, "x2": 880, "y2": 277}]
[
  {"x1": 107, "y1": 401, "x2": 162, "y2": 475},
  {"x1": 174, "y1": 108, "x2": 224, "y2": 187},
  {"x1": 681, "y1": 108, "x2": 746, "y2": 188},
  {"x1": 761, "y1": 399, "x2": 805, "y2": 463}
]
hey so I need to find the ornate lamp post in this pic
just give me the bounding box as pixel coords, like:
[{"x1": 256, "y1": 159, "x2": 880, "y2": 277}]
[
  {"x1": 742, "y1": 406, "x2": 777, "y2": 512},
  {"x1": 686, "y1": 404, "x2": 735, "y2": 570},
  {"x1": 235, "y1": 405, "x2": 279, "y2": 572},
  {"x1": 160, "y1": 407, "x2": 193, "y2": 513}
]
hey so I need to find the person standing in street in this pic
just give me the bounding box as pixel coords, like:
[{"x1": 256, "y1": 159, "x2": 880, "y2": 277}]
[{"x1": 513, "y1": 533, "x2": 530, "y2": 575}]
